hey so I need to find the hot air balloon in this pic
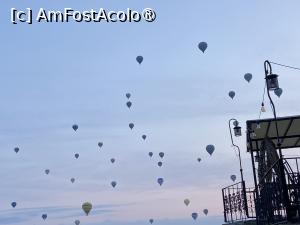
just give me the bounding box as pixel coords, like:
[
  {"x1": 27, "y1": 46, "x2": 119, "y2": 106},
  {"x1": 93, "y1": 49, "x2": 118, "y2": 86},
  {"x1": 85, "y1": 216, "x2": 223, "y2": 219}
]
[
  {"x1": 184, "y1": 199, "x2": 190, "y2": 206},
  {"x1": 98, "y1": 142, "x2": 103, "y2": 148},
  {"x1": 159, "y1": 152, "x2": 164, "y2": 158},
  {"x1": 71, "y1": 178, "x2": 75, "y2": 183},
  {"x1": 72, "y1": 124, "x2": 78, "y2": 131},
  {"x1": 126, "y1": 93, "x2": 131, "y2": 99},
  {"x1": 129, "y1": 123, "x2": 134, "y2": 130},
  {"x1": 230, "y1": 175, "x2": 236, "y2": 182},
  {"x1": 206, "y1": 144, "x2": 215, "y2": 156},
  {"x1": 142, "y1": 135, "x2": 147, "y2": 140},
  {"x1": 111, "y1": 181, "x2": 117, "y2": 188},
  {"x1": 42, "y1": 214, "x2": 47, "y2": 220},
  {"x1": 157, "y1": 178, "x2": 164, "y2": 186},
  {"x1": 126, "y1": 101, "x2": 132, "y2": 108},
  {"x1": 229, "y1": 91, "x2": 235, "y2": 99},
  {"x1": 45, "y1": 169, "x2": 50, "y2": 175},
  {"x1": 136, "y1": 56, "x2": 143, "y2": 64},
  {"x1": 11, "y1": 202, "x2": 17, "y2": 208},
  {"x1": 75, "y1": 153, "x2": 79, "y2": 159},
  {"x1": 110, "y1": 158, "x2": 115, "y2": 163},
  {"x1": 203, "y1": 209, "x2": 208, "y2": 215},
  {"x1": 244, "y1": 73, "x2": 252, "y2": 83},
  {"x1": 191, "y1": 212, "x2": 198, "y2": 220},
  {"x1": 82, "y1": 202, "x2": 92, "y2": 216},
  {"x1": 274, "y1": 88, "x2": 283, "y2": 98},
  {"x1": 14, "y1": 147, "x2": 19, "y2": 153},
  {"x1": 75, "y1": 220, "x2": 80, "y2": 225},
  {"x1": 197, "y1": 157, "x2": 201, "y2": 162},
  {"x1": 158, "y1": 161, "x2": 163, "y2": 167},
  {"x1": 149, "y1": 219, "x2": 154, "y2": 224},
  {"x1": 148, "y1": 152, "x2": 153, "y2": 157},
  {"x1": 198, "y1": 42, "x2": 207, "y2": 53}
]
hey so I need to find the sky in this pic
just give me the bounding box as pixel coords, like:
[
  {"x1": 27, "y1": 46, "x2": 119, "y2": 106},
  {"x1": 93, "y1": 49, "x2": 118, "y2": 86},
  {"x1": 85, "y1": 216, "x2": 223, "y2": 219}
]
[{"x1": 1, "y1": 0, "x2": 300, "y2": 225}]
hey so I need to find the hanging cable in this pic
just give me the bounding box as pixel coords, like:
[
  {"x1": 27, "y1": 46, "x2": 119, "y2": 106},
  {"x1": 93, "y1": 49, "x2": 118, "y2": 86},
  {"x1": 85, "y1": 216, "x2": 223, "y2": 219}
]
[{"x1": 269, "y1": 61, "x2": 300, "y2": 71}]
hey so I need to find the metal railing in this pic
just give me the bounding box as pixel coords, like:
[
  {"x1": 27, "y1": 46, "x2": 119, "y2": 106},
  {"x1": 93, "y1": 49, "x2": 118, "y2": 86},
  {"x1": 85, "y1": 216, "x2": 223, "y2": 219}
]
[{"x1": 222, "y1": 181, "x2": 256, "y2": 223}]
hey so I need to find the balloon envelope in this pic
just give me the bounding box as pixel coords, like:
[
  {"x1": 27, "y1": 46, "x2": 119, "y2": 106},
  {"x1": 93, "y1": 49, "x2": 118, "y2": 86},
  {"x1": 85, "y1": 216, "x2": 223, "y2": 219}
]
[
  {"x1": 149, "y1": 219, "x2": 154, "y2": 224},
  {"x1": 244, "y1": 73, "x2": 252, "y2": 82},
  {"x1": 191, "y1": 212, "x2": 198, "y2": 220},
  {"x1": 75, "y1": 220, "x2": 80, "y2": 225},
  {"x1": 14, "y1": 147, "x2": 19, "y2": 153},
  {"x1": 158, "y1": 161, "x2": 163, "y2": 167},
  {"x1": 71, "y1": 178, "x2": 75, "y2": 183},
  {"x1": 206, "y1": 144, "x2": 215, "y2": 155},
  {"x1": 110, "y1": 158, "x2": 115, "y2": 163},
  {"x1": 142, "y1": 135, "x2": 147, "y2": 140},
  {"x1": 72, "y1": 124, "x2": 78, "y2": 131},
  {"x1": 11, "y1": 202, "x2": 17, "y2": 208},
  {"x1": 157, "y1": 178, "x2": 164, "y2": 186},
  {"x1": 75, "y1": 153, "x2": 79, "y2": 159},
  {"x1": 203, "y1": 209, "x2": 208, "y2": 215},
  {"x1": 275, "y1": 88, "x2": 283, "y2": 97},
  {"x1": 159, "y1": 152, "x2": 164, "y2": 158},
  {"x1": 126, "y1": 101, "x2": 132, "y2": 108},
  {"x1": 184, "y1": 199, "x2": 190, "y2": 206},
  {"x1": 42, "y1": 214, "x2": 47, "y2": 220},
  {"x1": 129, "y1": 123, "x2": 134, "y2": 129},
  {"x1": 229, "y1": 91, "x2": 235, "y2": 99},
  {"x1": 198, "y1": 42, "x2": 208, "y2": 53},
  {"x1": 197, "y1": 157, "x2": 201, "y2": 162},
  {"x1": 82, "y1": 202, "x2": 92, "y2": 216},
  {"x1": 98, "y1": 142, "x2": 103, "y2": 148},
  {"x1": 126, "y1": 93, "x2": 131, "y2": 99},
  {"x1": 148, "y1": 152, "x2": 153, "y2": 157},
  {"x1": 231, "y1": 175, "x2": 236, "y2": 182},
  {"x1": 136, "y1": 56, "x2": 143, "y2": 64},
  {"x1": 45, "y1": 169, "x2": 50, "y2": 175},
  {"x1": 111, "y1": 181, "x2": 117, "y2": 188}
]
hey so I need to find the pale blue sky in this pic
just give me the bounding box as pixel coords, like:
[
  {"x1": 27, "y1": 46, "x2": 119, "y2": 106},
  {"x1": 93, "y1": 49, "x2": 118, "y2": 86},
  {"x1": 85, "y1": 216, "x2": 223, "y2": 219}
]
[{"x1": 1, "y1": 1, "x2": 300, "y2": 225}]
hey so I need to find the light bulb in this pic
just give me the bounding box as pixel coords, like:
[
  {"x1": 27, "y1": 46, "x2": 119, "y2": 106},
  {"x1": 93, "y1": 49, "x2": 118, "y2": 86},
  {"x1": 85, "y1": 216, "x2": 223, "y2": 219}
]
[{"x1": 261, "y1": 102, "x2": 266, "y2": 112}]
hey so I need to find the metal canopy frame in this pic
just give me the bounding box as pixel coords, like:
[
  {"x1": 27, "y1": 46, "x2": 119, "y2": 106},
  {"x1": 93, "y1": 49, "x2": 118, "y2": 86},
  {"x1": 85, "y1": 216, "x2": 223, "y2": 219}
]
[{"x1": 246, "y1": 115, "x2": 300, "y2": 152}]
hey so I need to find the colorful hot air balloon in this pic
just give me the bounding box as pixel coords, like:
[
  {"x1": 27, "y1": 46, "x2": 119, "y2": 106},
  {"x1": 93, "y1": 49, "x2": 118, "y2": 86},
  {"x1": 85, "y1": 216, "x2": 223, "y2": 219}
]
[
  {"x1": 11, "y1": 202, "x2": 17, "y2": 208},
  {"x1": 191, "y1": 212, "x2": 198, "y2": 220},
  {"x1": 148, "y1": 152, "x2": 153, "y2": 157},
  {"x1": 14, "y1": 147, "x2": 19, "y2": 153},
  {"x1": 203, "y1": 208, "x2": 208, "y2": 215},
  {"x1": 198, "y1": 42, "x2": 208, "y2": 53},
  {"x1": 98, "y1": 142, "x2": 103, "y2": 148},
  {"x1": 230, "y1": 175, "x2": 236, "y2": 182},
  {"x1": 159, "y1": 152, "x2": 164, "y2": 158},
  {"x1": 82, "y1": 202, "x2": 92, "y2": 216},
  {"x1": 206, "y1": 144, "x2": 215, "y2": 156},
  {"x1": 111, "y1": 181, "x2": 117, "y2": 188},
  {"x1": 157, "y1": 161, "x2": 163, "y2": 167},
  {"x1": 244, "y1": 73, "x2": 252, "y2": 82},
  {"x1": 42, "y1": 214, "x2": 47, "y2": 220},
  {"x1": 136, "y1": 56, "x2": 143, "y2": 64},
  {"x1": 197, "y1": 157, "x2": 201, "y2": 162},
  {"x1": 142, "y1": 135, "x2": 147, "y2": 140},
  {"x1": 71, "y1": 178, "x2": 75, "y2": 183},
  {"x1": 72, "y1": 124, "x2": 78, "y2": 131},
  {"x1": 126, "y1": 101, "x2": 132, "y2": 108},
  {"x1": 184, "y1": 199, "x2": 190, "y2": 206},
  {"x1": 228, "y1": 91, "x2": 235, "y2": 99},
  {"x1": 126, "y1": 93, "x2": 131, "y2": 99},
  {"x1": 75, "y1": 153, "x2": 79, "y2": 159},
  {"x1": 274, "y1": 88, "x2": 283, "y2": 98},
  {"x1": 110, "y1": 158, "x2": 115, "y2": 163},
  {"x1": 75, "y1": 219, "x2": 80, "y2": 225},
  {"x1": 157, "y1": 178, "x2": 164, "y2": 186},
  {"x1": 149, "y1": 219, "x2": 154, "y2": 224},
  {"x1": 129, "y1": 123, "x2": 134, "y2": 129},
  {"x1": 45, "y1": 169, "x2": 50, "y2": 175}
]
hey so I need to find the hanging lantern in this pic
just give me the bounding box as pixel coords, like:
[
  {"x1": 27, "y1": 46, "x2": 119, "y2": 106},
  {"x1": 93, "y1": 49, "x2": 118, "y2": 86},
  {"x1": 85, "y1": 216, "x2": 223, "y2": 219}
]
[
  {"x1": 233, "y1": 125, "x2": 242, "y2": 137},
  {"x1": 266, "y1": 74, "x2": 279, "y2": 91}
]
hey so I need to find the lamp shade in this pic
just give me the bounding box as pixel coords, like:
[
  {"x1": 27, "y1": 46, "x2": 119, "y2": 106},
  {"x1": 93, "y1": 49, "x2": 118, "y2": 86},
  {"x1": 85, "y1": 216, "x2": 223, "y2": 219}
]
[
  {"x1": 266, "y1": 74, "x2": 279, "y2": 90},
  {"x1": 233, "y1": 126, "x2": 242, "y2": 137}
]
